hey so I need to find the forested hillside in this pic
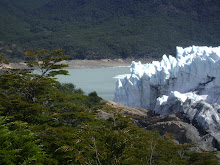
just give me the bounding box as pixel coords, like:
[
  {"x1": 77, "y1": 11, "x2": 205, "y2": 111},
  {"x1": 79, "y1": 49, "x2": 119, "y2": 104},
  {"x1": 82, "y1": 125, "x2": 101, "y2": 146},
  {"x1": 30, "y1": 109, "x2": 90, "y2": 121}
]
[{"x1": 0, "y1": 0, "x2": 219, "y2": 59}]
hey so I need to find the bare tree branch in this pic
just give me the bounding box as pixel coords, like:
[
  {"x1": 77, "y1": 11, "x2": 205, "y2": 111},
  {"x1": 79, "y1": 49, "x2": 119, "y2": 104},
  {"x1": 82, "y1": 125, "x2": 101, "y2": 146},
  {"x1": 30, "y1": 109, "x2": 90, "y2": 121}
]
[{"x1": 89, "y1": 137, "x2": 102, "y2": 165}]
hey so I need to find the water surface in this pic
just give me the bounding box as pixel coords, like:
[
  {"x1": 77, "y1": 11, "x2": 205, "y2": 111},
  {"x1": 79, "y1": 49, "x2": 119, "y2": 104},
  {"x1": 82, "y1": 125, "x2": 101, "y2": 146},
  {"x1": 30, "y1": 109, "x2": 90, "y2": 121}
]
[{"x1": 56, "y1": 67, "x2": 130, "y2": 100}]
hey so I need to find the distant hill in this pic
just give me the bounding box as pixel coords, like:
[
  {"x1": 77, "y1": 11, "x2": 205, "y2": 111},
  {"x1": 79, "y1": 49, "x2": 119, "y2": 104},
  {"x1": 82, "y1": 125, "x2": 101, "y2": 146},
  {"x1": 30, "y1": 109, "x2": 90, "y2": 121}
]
[{"x1": 0, "y1": 0, "x2": 219, "y2": 59}]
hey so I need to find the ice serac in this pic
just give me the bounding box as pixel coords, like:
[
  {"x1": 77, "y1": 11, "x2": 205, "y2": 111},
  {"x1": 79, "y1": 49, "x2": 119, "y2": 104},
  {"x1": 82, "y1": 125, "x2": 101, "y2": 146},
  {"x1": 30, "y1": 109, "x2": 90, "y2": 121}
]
[{"x1": 114, "y1": 46, "x2": 220, "y2": 136}]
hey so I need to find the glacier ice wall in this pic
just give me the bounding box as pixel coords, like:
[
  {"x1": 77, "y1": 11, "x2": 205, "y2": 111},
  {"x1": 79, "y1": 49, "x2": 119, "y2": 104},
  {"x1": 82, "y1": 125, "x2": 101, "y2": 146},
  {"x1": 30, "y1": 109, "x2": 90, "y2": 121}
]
[
  {"x1": 114, "y1": 46, "x2": 220, "y2": 110},
  {"x1": 114, "y1": 46, "x2": 220, "y2": 134}
]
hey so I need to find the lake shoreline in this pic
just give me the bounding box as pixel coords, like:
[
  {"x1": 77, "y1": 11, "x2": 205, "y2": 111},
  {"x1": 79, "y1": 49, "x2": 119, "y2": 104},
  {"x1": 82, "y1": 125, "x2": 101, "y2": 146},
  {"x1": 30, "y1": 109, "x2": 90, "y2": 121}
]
[{"x1": 8, "y1": 58, "x2": 155, "y2": 69}]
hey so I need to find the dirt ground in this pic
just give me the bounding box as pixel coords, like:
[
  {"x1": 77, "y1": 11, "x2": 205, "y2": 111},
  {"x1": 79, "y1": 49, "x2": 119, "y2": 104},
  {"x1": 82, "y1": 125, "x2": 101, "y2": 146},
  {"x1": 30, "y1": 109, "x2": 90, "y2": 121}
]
[{"x1": 8, "y1": 58, "x2": 155, "y2": 69}]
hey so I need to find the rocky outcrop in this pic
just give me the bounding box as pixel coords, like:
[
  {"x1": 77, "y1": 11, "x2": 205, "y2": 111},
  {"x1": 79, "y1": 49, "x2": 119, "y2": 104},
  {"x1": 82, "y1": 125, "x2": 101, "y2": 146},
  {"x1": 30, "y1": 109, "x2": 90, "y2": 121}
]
[{"x1": 104, "y1": 100, "x2": 220, "y2": 152}]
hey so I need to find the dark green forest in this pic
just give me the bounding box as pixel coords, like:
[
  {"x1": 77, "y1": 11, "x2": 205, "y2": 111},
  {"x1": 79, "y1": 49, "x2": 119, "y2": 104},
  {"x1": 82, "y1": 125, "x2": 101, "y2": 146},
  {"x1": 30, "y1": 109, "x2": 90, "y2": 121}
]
[
  {"x1": 0, "y1": 0, "x2": 219, "y2": 60},
  {"x1": 0, "y1": 51, "x2": 218, "y2": 164}
]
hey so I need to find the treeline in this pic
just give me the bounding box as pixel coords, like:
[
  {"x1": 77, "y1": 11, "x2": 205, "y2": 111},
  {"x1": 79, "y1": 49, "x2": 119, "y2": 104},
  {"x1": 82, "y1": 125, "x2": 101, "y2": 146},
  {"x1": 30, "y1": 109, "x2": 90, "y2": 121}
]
[
  {"x1": 0, "y1": 0, "x2": 219, "y2": 60},
  {"x1": 0, "y1": 50, "x2": 218, "y2": 164},
  {"x1": 0, "y1": 41, "x2": 24, "y2": 61}
]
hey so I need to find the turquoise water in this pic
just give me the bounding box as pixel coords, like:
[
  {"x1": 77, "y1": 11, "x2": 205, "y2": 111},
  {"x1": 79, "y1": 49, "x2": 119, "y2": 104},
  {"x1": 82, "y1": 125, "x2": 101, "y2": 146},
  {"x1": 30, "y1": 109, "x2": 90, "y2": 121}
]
[{"x1": 56, "y1": 67, "x2": 130, "y2": 100}]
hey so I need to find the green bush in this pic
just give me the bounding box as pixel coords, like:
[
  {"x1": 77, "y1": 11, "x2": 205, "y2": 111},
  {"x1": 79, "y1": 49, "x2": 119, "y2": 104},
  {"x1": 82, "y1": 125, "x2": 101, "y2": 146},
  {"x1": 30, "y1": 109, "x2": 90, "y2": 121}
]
[{"x1": 0, "y1": 117, "x2": 46, "y2": 165}]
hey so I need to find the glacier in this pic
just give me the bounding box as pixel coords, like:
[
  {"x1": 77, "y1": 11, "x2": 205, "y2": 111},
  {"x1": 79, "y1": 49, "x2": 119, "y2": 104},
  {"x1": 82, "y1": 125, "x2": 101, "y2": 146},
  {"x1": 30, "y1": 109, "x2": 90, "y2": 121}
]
[{"x1": 114, "y1": 46, "x2": 220, "y2": 137}]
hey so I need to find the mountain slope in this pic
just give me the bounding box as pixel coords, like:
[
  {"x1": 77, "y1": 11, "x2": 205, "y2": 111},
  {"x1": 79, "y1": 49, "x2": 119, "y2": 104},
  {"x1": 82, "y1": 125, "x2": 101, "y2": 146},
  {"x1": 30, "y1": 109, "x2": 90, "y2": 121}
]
[{"x1": 0, "y1": 0, "x2": 219, "y2": 59}]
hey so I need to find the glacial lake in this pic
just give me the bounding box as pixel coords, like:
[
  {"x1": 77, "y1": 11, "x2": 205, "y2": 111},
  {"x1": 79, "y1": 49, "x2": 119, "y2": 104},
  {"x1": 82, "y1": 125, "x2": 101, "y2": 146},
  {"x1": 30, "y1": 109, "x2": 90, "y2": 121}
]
[{"x1": 56, "y1": 67, "x2": 130, "y2": 100}]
